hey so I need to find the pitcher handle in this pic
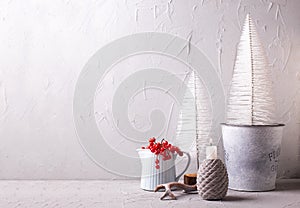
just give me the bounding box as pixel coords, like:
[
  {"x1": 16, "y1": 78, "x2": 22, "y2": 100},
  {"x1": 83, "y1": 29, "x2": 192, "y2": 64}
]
[{"x1": 175, "y1": 152, "x2": 191, "y2": 181}]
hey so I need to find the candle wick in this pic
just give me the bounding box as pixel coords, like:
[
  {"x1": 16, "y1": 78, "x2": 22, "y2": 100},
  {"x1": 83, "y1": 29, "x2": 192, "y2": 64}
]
[{"x1": 209, "y1": 138, "x2": 213, "y2": 146}]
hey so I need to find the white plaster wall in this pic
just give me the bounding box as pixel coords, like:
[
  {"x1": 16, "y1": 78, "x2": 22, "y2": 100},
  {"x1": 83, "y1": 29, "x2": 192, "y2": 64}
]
[{"x1": 0, "y1": 0, "x2": 299, "y2": 179}]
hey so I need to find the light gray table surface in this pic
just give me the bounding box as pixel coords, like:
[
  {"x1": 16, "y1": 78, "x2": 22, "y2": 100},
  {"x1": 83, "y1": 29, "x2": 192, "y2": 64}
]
[{"x1": 0, "y1": 179, "x2": 299, "y2": 208}]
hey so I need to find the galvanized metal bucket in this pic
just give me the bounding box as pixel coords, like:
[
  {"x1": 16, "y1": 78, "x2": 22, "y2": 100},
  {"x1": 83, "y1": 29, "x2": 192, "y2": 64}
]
[{"x1": 221, "y1": 124, "x2": 284, "y2": 191}]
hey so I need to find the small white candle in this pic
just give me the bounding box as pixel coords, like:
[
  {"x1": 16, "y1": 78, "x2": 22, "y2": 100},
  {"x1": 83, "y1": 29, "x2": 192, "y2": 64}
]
[{"x1": 206, "y1": 144, "x2": 217, "y2": 159}]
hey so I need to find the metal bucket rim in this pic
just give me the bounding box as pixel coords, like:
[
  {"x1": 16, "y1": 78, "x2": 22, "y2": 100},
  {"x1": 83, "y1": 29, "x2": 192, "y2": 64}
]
[{"x1": 221, "y1": 123, "x2": 285, "y2": 127}]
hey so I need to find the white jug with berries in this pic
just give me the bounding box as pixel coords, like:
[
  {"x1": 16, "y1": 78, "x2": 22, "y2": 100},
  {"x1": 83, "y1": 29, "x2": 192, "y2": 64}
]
[{"x1": 137, "y1": 138, "x2": 191, "y2": 191}]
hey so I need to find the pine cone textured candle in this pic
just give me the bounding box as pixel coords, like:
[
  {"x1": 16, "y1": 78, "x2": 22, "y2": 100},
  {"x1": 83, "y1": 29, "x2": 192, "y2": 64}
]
[{"x1": 197, "y1": 159, "x2": 228, "y2": 200}]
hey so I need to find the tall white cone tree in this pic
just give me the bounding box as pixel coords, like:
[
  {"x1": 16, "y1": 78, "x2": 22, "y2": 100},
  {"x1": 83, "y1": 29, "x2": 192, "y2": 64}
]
[
  {"x1": 175, "y1": 71, "x2": 212, "y2": 166},
  {"x1": 227, "y1": 14, "x2": 276, "y2": 125}
]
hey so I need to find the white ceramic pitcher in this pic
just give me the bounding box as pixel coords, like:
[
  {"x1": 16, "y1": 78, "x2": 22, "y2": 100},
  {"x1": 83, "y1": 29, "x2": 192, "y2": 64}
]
[{"x1": 137, "y1": 149, "x2": 191, "y2": 191}]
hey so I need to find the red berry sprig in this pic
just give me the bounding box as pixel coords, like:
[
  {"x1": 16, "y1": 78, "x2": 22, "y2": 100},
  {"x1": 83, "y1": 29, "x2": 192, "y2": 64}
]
[{"x1": 141, "y1": 137, "x2": 183, "y2": 169}]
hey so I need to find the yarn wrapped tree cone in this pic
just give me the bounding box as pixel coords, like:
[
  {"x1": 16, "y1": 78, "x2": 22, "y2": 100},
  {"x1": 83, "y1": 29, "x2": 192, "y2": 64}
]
[{"x1": 197, "y1": 159, "x2": 228, "y2": 200}]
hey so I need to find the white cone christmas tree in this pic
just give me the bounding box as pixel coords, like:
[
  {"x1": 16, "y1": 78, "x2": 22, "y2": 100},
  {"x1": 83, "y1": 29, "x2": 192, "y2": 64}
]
[
  {"x1": 175, "y1": 71, "x2": 212, "y2": 165},
  {"x1": 226, "y1": 14, "x2": 276, "y2": 125}
]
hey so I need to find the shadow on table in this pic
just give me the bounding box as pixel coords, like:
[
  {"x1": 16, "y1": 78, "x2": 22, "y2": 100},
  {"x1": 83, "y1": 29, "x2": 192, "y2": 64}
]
[
  {"x1": 275, "y1": 180, "x2": 300, "y2": 191},
  {"x1": 168, "y1": 192, "x2": 255, "y2": 202},
  {"x1": 222, "y1": 195, "x2": 255, "y2": 202}
]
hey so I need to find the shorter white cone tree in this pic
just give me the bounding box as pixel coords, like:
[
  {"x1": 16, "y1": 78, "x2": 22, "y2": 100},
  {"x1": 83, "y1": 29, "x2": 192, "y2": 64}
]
[{"x1": 175, "y1": 70, "x2": 212, "y2": 166}]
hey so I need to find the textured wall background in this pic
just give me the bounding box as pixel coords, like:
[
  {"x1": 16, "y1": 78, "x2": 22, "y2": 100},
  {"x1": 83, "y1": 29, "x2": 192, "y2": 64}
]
[{"x1": 0, "y1": 0, "x2": 299, "y2": 179}]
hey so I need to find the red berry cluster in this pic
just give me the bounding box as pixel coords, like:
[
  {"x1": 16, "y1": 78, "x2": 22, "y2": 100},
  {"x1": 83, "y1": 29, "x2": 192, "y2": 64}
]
[{"x1": 141, "y1": 137, "x2": 183, "y2": 169}]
